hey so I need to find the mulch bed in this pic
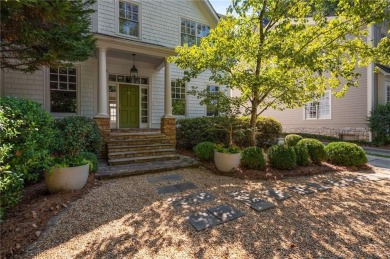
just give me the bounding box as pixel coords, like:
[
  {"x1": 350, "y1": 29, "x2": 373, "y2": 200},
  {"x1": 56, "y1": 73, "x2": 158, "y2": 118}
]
[
  {"x1": 1, "y1": 174, "x2": 101, "y2": 259},
  {"x1": 178, "y1": 149, "x2": 372, "y2": 181}
]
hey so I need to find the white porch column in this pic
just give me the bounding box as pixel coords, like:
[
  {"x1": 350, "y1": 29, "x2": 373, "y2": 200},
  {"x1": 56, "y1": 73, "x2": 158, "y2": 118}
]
[
  {"x1": 97, "y1": 47, "x2": 109, "y2": 117},
  {"x1": 164, "y1": 58, "x2": 173, "y2": 117}
]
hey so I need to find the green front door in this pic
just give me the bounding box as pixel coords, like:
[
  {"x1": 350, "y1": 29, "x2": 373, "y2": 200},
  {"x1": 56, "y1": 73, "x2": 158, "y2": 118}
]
[{"x1": 119, "y1": 85, "x2": 139, "y2": 128}]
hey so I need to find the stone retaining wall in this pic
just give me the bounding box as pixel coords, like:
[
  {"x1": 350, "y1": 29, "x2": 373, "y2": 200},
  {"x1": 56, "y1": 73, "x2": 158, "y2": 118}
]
[{"x1": 283, "y1": 127, "x2": 370, "y2": 141}]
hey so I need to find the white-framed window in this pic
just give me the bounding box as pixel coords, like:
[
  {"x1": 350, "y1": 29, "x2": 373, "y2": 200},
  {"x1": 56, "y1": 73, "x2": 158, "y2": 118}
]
[
  {"x1": 181, "y1": 18, "x2": 210, "y2": 46},
  {"x1": 49, "y1": 67, "x2": 77, "y2": 113},
  {"x1": 118, "y1": 1, "x2": 139, "y2": 37},
  {"x1": 207, "y1": 85, "x2": 219, "y2": 116},
  {"x1": 304, "y1": 91, "x2": 331, "y2": 120},
  {"x1": 171, "y1": 80, "x2": 186, "y2": 116}
]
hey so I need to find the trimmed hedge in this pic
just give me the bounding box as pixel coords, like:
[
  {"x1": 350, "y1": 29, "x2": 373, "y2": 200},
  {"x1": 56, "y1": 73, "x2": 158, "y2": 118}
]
[
  {"x1": 268, "y1": 145, "x2": 297, "y2": 170},
  {"x1": 293, "y1": 145, "x2": 311, "y2": 166},
  {"x1": 176, "y1": 116, "x2": 282, "y2": 150},
  {"x1": 296, "y1": 138, "x2": 327, "y2": 164},
  {"x1": 325, "y1": 142, "x2": 367, "y2": 166},
  {"x1": 193, "y1": 142, "x2": 215, "y2": 161},
  {"x1": 285, "y1": 134, "x2": 303, "y2": 147},
  {"x1": 241, "y1": 147, "x2": 266, "y2": 170}
]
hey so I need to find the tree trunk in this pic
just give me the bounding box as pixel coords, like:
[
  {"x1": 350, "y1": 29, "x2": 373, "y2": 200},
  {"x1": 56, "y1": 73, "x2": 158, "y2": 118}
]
[{"x1": 250, "y1": 104, "x2": 258, "y2": 146}]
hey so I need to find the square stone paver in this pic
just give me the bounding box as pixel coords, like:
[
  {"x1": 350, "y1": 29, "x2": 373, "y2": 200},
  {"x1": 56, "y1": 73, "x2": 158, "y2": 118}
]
[
  {"x1": 287, "y1": 186, "x2": 315, "y2": 195},
  {"x1": 249, "y1": 199, "x2": 276, "y2": 212},
  {"x1": 147, "y1": 174, "x2": 183, "y2": 183},
  {"x1": 174, "y1": 182, "x2": 198, "y2": 192},
  {"x1": 207, "y1": 204, "x2": 245, "y2": 222},
  {"x1": 344, "y1": 177, "x2": 363, "y2": 184},
  {"x1": 306, "y1": 182, "x2": 332, "y2": 191},
  {"x1": 230, "y1": 191, "x2": 276, "y2": 212},
  {"x1": 172, "y1": 192, "x2": 216, "y2": 209},
  {"x1": 157, "y1": 185, "x2": 180, "y2": 194},
  {"x1": 265, "y1": 189, "x2": 292, "y2": 201},
  {"x1": 187, "y1": 211, "x2": 222, "y2": 231}
]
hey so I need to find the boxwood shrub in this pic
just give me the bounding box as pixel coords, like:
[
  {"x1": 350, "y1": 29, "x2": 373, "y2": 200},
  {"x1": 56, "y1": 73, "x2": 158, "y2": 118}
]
[
  {"x1": 325, "y1": 142, "x2": 367, "y2": 166},
  {"x1": 268, "y1": 145, "x2": 297, "y2": 170},
  {"x1": 193, "y1": 142, "x2": 215, "y2": 161},
  {"x1": 285, "y1": 134, "x2": 303, "y2": 147},
  {"x1": 296, "y1": 138, "x2": 327, "y2": 164},
  {"x1": 293, "y1": 145, "x2": 311, "y2": 166},
  {"x1": 241, "y1": 147, "x2": 266, "y2": 170}
]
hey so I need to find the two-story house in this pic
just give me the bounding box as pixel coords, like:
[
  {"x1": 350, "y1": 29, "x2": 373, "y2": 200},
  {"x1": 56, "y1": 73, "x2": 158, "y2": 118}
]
[{"x1": 0, "y1": 0, "x2": 222, "y2": 165}]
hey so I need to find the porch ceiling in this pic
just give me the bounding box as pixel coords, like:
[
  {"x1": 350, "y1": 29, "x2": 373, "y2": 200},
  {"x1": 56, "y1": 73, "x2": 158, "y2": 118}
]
[{"x1": 107, "y1": 49, "x2": 164, "y2": 68}]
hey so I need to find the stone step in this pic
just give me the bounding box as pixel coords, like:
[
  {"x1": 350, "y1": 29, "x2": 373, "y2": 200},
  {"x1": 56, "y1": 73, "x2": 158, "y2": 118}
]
[
  {"x1": 108, "y1": 154, "x2": 180, "y2": 166},
  {"x1": 108, "y1": 148, "x2": 176, "y2": 160},
  {"x1": 108, "y1": 143, "x2": 174, "y2": 153},
  {"x1": 109, "y1": 133, "x2": 167, "y2": 141},
  {"x1": 107, "y1": 138, "x2": 171, "y2": 146},
  {"x1": 96, "y1": 155, "x2": 200, "y2": 179}
]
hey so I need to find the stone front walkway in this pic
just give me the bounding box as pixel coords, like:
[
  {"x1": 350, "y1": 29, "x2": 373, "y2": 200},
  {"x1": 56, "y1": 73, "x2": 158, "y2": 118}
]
[{"x1": 24, "y1": 167, "x2": 390, "y2": 258}]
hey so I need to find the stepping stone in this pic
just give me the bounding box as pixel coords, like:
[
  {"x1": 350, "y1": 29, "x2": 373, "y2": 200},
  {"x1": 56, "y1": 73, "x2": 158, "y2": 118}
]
[
  {"x1": 207, "y1": 204, "x2": 245, "y2": 222},
  {"x1": 229, "y1": 191, "x2": 276, "y2": 212},
  {"x1": 265, "y1": 189, "x2": 292, "y2": 201},
  {"x1": 187, "y1": 211, "x2": 222, "y2": 231},
  {"x1": 157, "y1": 185, "x2": 180, "y2": 194},
  {"x1": 172, "y1": 192, "x2": 216, "y2": 209},
  {"x1": 344, "y1": 177, "x2": 363, "y2": 184},
  {"x1": 287, "y1": 186, "x2": 315, "y2": 195},
  {"x1": 147, "y1": 174, "x2": 183, "y2": 183},
  {"x1": 306, "y1": 182, "x2": 332, "y2": 191},
  {"x1": 322, "y1": 180, "x2": 348, "y2": 187},
  {"x1": 174, "y1": 182, "x2": 198, "y2": 192}
]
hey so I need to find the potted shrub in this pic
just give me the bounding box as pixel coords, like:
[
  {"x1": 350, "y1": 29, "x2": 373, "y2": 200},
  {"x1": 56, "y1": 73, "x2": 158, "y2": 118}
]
[{"x1": 44, "y1": 117, "x2": 102, "y2": 193}]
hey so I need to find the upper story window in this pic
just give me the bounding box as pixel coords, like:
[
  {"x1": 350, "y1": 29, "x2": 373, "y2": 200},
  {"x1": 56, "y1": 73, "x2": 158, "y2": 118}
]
[
  {"x1": 119, "y1": 1, "x2": 139, "y2": 37},
  {"x1": 181, "y1": 18, "x2": 210, "y2": 46},
  {"x1": 171, "y1": 80, "x2": 186, "y2": 116},
  {"x1": 49, "y1": 67, "x2": 77, "y2": 113},
  {"x1": 207, "y1": 85, "x2": 219, "y2": 116},
  {"x1": 304, "y1": 91, "x2": 331, "y2": 120}
]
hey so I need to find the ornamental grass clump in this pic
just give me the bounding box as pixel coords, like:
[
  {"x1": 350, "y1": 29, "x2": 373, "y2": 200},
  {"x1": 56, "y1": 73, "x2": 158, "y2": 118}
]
[
  {"x1": 241, "y1": 147, "x2": 266, "y2": 170},
  {"x1": 296, "y1": 138, "x2": 327, "y2": 164},
  {"x1": 268, "y1": 145, "x2": 297, "y2": 170},
  {"x1": 193, "y1": 142, "x2": 215, "y2": 161},
  {"x1": 325, "y1": 142, "x2": 367, "y2": 166}
]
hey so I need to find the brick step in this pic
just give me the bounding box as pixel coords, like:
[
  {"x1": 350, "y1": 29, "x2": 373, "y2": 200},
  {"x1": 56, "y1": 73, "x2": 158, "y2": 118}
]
[
  {"x1": 109, "y1": 133, "x2": 167, "y2": 141},
  {"x1": 108, "y1": 143, "x2": 174, "y2": 153},
  {"x1": 108, "y1": 154, "x2": 179, "y2": 166},
  {"x1": 108, "y1": 148, "x2": 176, "y2": 160},
  {"x1": 107, "y1": 138, "x2": 171, "y2": 146}
]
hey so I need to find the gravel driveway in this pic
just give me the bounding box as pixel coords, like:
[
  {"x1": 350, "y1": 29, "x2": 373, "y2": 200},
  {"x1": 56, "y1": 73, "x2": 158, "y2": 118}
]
[{"x1": 24, "y1": 168, "x2": 390, "y2": 258}]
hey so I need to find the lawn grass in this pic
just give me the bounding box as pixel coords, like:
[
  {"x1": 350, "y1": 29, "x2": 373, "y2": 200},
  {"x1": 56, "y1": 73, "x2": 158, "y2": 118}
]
[{"x1": 365, "y1": 152, "x2": 390, "y2": 159}]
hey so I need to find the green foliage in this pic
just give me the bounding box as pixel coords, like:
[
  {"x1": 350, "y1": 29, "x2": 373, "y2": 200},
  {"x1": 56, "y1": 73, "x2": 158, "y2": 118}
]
[
  {"x1": 293, "y1": 145, "x2": 311, "y2": 166},
  {"x1": 80, "y1": 152, "x2": 98, "y2": 173},
  {"x1": 52, "y1": 116, "x2": 102, "y2": 157},
  {"x1": 268, "y1": 145, "x2": 297, "y2": 170},
  {"x1": 296, "y1": 138, "x2": 327, "y2": 164},
  {"x1": 285, "y1": 134, "x2": 303, "y2": 147},
  {"x1": 368, "y1": 103, "x2": 390, "y2": 145},
  {"x1": 0, "y1": 97, "x2": 54, "y2": 182},
  {"x1": 215, "y1": 144, "x2": 241, "y2": 154},
  {"x1": 172, "y1": 99, "x2": 185, "y2": 116},
  {"x1": 325, "y1": 142, "x2": 367, "y2": 166},
  {"x1": 0, "y1": 171, "x2": 24, "y2": 220},
  {"x1": 241, "y1": 147, "x2": 266, "y2": 170},
  {"x1": 193, "y1": 142, "x2": 215, "y2": 161},
  {"x1": 0, "y1": 0, "x2": 96, "y2": 72},
  {"x1": 171, "y1": 0, "x2": 390, "y2": 146}
]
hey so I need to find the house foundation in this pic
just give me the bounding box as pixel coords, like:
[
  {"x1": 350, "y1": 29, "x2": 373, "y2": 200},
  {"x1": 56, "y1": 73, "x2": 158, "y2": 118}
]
[
  {"x1": 161, "y1": 117, "x2": 176, "y2": 147},
  {"x1": 94, "y1": 116, "x2": 110, "y2": 158}
]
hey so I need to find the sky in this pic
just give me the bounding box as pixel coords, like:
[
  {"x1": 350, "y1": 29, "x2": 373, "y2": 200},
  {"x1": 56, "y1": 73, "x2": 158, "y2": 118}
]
[{"x1": 208, "y1": 0, "x2": 231, "y2": 15}]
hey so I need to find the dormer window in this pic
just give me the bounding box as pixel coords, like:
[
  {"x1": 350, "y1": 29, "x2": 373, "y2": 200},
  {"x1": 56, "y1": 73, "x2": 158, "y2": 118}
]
[{"x1": 119, "y1": 1, "x2": 139, "y2": 37}]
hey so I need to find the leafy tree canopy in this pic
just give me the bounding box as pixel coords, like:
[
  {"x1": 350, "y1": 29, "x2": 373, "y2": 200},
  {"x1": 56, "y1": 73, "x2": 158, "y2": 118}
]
[
  {"x1": 170, "y1": 0, "x2": 390, "y2": 145},
  {"x1": 0, "y1": 0, "x2": 96, "y2": 72}
]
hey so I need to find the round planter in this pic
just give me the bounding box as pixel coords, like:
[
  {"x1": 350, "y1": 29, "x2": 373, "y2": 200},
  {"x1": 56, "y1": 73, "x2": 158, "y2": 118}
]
[
  {"x1": 45, "y1": 164, "x2": 89, "y2": 193},
  {"x1": 214, "y1": 150, "x2": 241, "y2": 173}
]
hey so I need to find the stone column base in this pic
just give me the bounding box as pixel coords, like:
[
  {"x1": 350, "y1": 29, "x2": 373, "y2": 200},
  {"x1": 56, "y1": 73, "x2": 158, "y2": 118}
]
[
  {"x1": 94, "y1": 116, "x2": 110, "y2": 159},
  {"x1": 161, "y1": 117, "x2": 176, "y2": 147}
]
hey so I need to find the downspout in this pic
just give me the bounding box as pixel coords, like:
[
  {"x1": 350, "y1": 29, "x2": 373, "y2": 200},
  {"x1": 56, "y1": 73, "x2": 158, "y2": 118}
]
[{"x1": 367, "y1": 24, "x2": 375, "y2": 142}]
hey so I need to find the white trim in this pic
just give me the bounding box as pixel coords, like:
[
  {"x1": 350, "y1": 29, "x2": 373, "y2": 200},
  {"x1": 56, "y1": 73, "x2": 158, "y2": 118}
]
[
  {"x1": 205, "y1": 82, "x2": 222, "y2": 117},
  {"x1": 303, "y1": 90, "x2": 332, "y2": 120},
  {"x1": 378, "y1": 67, "x2": 390, "y2": 76},
  {"x1": 367, "y1": 25, "x2": 375, "y2": 142},
  {"x1": 115, "y1": 0, "x2": 142, "y2": 41},
  {"x1": 178, "y1": 16, "x2": 210, "y2": 47}
]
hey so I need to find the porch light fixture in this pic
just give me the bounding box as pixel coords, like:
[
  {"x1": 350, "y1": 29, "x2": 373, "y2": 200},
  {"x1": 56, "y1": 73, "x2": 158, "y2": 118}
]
[{"x1": 130, "y1": 54, "x2": 138, "y2": 79}]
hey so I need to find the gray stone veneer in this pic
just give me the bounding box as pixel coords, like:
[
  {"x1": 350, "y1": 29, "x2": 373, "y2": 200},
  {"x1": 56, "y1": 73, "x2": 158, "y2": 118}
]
[{"x1": 283, "y1": 127, "x2": 370, "y2": 141}]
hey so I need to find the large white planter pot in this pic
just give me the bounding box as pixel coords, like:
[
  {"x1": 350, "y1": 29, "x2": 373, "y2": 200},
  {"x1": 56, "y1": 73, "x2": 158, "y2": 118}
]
[
  {"x1": 45, "y1": 164, "x2": 89, "y2": 193},
  {"x1": 214, "y1": 151, "x2": 241, "y2": 173}
]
